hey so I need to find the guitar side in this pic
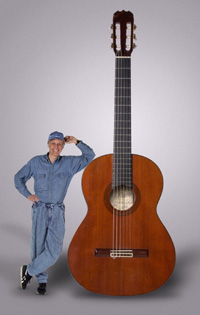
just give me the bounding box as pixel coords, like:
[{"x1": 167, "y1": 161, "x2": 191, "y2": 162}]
[{"x1": 68, "y1": 154, "x2": 176, "y2": 296}]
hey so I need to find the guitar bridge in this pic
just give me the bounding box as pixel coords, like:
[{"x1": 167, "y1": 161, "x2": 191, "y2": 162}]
[{"x1": 95, "y1": 248, "x2": 149, "y2": 258}]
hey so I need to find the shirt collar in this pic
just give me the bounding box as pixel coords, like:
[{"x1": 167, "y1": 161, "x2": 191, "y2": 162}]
[{"x1": 46, "y1": 153, "x2": 62, "y2": 162}]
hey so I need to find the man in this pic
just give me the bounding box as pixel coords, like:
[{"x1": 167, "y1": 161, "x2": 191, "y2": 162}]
[{"x1": 14, "y1": 131, "x2": 95, "y2": 295}]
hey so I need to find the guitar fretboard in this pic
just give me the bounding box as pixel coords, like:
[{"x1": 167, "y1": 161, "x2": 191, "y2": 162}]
[{"x1": 113, "y1": 57, "x2": 132, "y2": 189}]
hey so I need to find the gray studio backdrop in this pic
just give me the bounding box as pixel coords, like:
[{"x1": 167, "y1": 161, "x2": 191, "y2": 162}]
[{"x1": 0, "y1": 0, "x2": 200, "y2": 315}]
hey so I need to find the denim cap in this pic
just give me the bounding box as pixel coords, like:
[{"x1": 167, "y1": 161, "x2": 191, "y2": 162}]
[{"x1": 48, "y1": 131, "x2": 65, "y2": 142}]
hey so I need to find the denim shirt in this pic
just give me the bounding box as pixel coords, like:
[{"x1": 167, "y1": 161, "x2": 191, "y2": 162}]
[{"x1": 14, "y1": 141, "x2": 95, "y2": 204}]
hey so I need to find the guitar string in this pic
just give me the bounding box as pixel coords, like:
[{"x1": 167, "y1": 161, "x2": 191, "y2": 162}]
[
  {"x1": 118, "y1": 53, "x2": 121, "y2": 253},
  {"x1": 113, "y1": 26, "x2": 133, "y2": 255},
  {"x1": 113, "y1": 46, "x2": 133, "y2": 255},
  {"x1": 116, "y1": 55, "x2": 119, "y2": 254},
  {"x1": 114, "y1": 55, "x2": 117, "y2": 255},
  {"x1": 112, "y1": 56, "x2": 115, "y2": 255},
  {"x1": 125, "y1": 55, "x2": 128, "y2": 252},
  {"x1": 124, "y1": 56, "x2": 127, "y2": 252},
  {"x1": 125, "y1": 56, "x2": 128, "y2": 251},
  {"x1": 121, "y1": 53, "x2": 124, "y2": 254},
  {"x1": 126, "y1": 55, "x2": 131, "y2": 252},
  {"x1": 129, "y1": 56, "x2": 132, "y2": 251},
  {"x1": 113, "y1": 54, "x2": 118, "y2": 255},
  {"x1": 119, "y1": 53, "x2": 122, "y2": 253}
]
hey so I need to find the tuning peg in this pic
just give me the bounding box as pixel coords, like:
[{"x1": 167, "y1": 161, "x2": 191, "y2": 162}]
[
  {"x1": 111, "y1": 43, "x2": 114, "y2": 49},
  {"x1": 133, "y1": 34, "x2": 137, "y2": 40},
  {"x1": 133, "y1": 43, "x2": 137, "y2": 49},
  {"x1": 111, "y1": 33, "x2": 114, "y2": 39},
  {"x1": 110, "y1": 24, "x2": 114, "y2": 29},
  {"x1": 133, "y1": 24, "x2": 137, "y2": 30}
]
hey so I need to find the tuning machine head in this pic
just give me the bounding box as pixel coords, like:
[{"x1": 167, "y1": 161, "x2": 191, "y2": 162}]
[{"x1": 110, "y1": 11, "x2": 136, "y2": 56}]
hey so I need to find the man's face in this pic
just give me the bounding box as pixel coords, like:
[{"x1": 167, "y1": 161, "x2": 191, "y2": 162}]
[{"x1": 48, "y1": 139, "x2": 65, "y2": 158}]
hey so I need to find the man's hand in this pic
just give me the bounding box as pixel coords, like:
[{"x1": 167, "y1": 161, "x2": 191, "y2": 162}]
[
  {"x1": 28, "y1": 195, "x2": 39, "y2": 204},
  {"x1": 64, "y1": 136, "x2": 78, "y2": 144}
]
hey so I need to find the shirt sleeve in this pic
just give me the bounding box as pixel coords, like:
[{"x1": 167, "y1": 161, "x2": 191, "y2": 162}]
[
  {"x1": 70, "y1": 141, "x2": 95, "y2": 175},
  {"x1": 14, "y1": 159, "x2": 33, "y2": 198}
]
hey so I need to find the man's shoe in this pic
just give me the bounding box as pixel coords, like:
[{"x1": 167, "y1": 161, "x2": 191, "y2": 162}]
[
  {"x1": 20, "y1": 265, "x2": 32, "y2": 289},
  {"x1": 36, "y1": 283, "x2": 47, "y2": 295}
]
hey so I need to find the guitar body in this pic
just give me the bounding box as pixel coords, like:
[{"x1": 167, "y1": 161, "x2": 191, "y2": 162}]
[{"x1": 68, "y1": 154, "x2": 175, "y2": 295}]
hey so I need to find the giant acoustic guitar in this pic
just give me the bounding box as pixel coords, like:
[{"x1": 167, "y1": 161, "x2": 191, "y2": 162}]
[{"x1": 68, "y1": 10, "x2": 175, "y2": 295}]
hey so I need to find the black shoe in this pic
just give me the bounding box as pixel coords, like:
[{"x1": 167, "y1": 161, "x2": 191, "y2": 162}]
[
  {"x1": 36, "y1": 283, "x2": 47, "y2": 295},
  {"x1": 20, "y1": 265, "x2": 32, "y2": 289}
]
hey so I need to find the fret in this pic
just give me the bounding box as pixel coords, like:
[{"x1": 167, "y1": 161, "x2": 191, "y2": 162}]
[
  {"x1": 114, "y1": 152, "x2": 132, "y2": 155},
  {"x1": 113, "y1": 161, "x2": 132, "y2": 164},
  {"x1": 114, "y1": 145, "x2": 132, "y2": 148},
  {"x1": 114, "y1": 142, "x2": 132, "y2": 145},
  {"x1": 113, "y1": 177, "x2": 132, "y2": 180},
  {"x1": 113, "y1": 158, "x2": 132, "y2": 161},
  {"x1": 113, "y1": 153, "x2": 132, "y2": 160},
  {"x1": 114, "y1": 107, "x2": 131, "y2": 111},
  {"x1": 115, "y1": 87, "x2": 131, "y2": 89},
  {"x1": 115, "y1": 81, "x2": 131, "y2": 88},
  {"x1": 113, "y1": 159, "x2": 132, "y2": 162},
  {"x1": 115, "y1": 68, "x2": 131, "y2": 74},
  {"x1": 115, "y1": 117, "x2": 131, "y2": 119},
  {"x1": 114, "y1": 140, "x2": 130, "y2": 143},
  {"x1": 115, "y1": 127, "x2": 131, "y2": 133},
  {"x1": 113, "y1": 172, "x2": 132, "y2": 175},
  {"x1": 114, "y1": 159, "x2": 132, "y2": 162},
  {"x1": 113, "y1": 173, "x2": 132, "y2": 176},
  {"x1": 114, "y1": 148, "x2": 132, "y2": 151},
  {"x1": 115, "y1": 118, "x2": 131, "y2": 122},
  {"x1": 115, "y1": 101, "x2": 131, "y2": 106},
  {"x1": 115, "y1": 116, "x2": 131, "y2": 118},
  {"x1": 113, "y1": 162, "x2": 132, "y2": 165},
  {"x1": 114, "y1": 110, "x2": 131, "y2": 115},
  {"x1": 115, "y1": 58, "x2": 131, "y2": 66},
  {"x1": 115, "y1": 99, "x2": 131, "y2": 103},
  {"x1": 115, "y1": 95, "x2": 131, "y2": 98},
  {"x1": 114, "y1": 135, "x2": 131, "y2": 138},
  {"x1": 114, "y1": 124, "x2": 131, "y2": 128},
  {"x1": 115, "y1": 102, "x2": 131, "y2": 106},
  {"x1": 114, "y1": 129, "x2": 131, "y2": 132},
  {"x1": 113, "y1": 166, "x2": 132, "y2": 169},
  {"x1": 113, "y1": 164, "x2": 132, "y2": 168},
  {"x1": 114, "y1": 125, "x2": 132, "y2": 128}
]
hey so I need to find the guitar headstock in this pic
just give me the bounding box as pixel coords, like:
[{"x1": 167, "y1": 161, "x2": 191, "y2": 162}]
[{"x1": 111, "y1": 10, "x2": 136, "y2": 56}]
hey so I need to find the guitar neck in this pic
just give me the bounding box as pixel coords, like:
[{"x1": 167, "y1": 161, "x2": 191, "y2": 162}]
[{"x1": 113, "y1": 56, "x2": 133, "y2": 189}]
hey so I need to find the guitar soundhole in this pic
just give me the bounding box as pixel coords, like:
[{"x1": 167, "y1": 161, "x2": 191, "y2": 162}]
[
  {"x1": 104, "y1": 183, "x2": 141, "y2": 216},
  {"x1": 110, "y1": 186, "x2": 134, "y2": 211}
]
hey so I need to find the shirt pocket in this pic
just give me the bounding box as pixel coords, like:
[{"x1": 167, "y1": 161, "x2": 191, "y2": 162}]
[
  {"x1": 56, "y1": 172, "x2": 70, "y2": 186},
  {"x1": 35, "y1": 173, "x2": 46, "y2": 180},
  {"x1": 34, "y1": 173, "x2": 47, "y2": 190}
]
